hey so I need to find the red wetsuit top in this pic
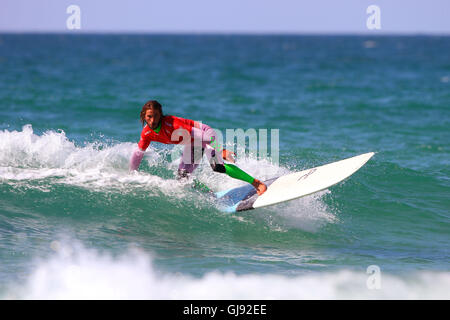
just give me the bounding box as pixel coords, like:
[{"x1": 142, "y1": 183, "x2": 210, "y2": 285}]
[{"x1": 138, "y1": 115, "x2": 199, "y2": 150}]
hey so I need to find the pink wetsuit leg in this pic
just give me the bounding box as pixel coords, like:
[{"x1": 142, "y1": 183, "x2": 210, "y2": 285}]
[{"x1": 178, "y1": 124, "x2": 224, "y2": 175}]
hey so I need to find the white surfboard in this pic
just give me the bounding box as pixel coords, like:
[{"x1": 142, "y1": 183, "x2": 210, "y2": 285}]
[{"x1": 215, "y1": 152, "x2": 375, "y2": 212}]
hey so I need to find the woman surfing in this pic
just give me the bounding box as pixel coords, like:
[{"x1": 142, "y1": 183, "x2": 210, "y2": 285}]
[{"x1": 129, "y1": 100, "x2": 267, "y2": 195}]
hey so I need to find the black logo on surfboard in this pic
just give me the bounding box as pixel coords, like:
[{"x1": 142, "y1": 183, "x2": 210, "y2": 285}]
[{"x1": 297, "y1": 168, "x2": 317, "y2": 182}]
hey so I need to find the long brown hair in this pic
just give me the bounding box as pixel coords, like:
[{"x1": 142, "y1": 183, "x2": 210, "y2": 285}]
[{"x1": 140, "y1": 100, "x2": 163, "y2": 126}]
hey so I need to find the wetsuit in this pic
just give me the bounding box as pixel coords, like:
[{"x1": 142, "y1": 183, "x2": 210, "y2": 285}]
[{"x1": 129, "y1": 115, "x2": 255, "y2": 184}]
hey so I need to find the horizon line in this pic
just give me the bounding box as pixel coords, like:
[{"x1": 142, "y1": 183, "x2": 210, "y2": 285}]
[{"x1": 1, "y1": 30, "x2": 450, "y2": 37}]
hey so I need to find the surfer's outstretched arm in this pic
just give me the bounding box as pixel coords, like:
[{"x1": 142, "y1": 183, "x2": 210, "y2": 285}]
[
  {"x1": 129, "y1": 148, "x2": 145, "y2": 171},
  {"x1": 130, "y1": 123, "x2": 152, "y2": 171}
]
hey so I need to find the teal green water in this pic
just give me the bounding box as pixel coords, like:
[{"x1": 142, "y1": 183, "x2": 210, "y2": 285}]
[{"x1": 0, "y1": 34, "x2": 449, "y2": 299}]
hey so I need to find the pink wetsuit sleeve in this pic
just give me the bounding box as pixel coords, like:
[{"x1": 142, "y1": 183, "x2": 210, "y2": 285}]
[
  {"x1": 129, "y1": 149, "x2": 145, "y2": 171},
  {"x1": 130, "y1": 132, "x2": 150, "y2": 171}
]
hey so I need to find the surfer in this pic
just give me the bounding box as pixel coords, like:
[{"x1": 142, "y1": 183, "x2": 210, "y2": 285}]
[{"x1": 129, "y1": 100, "x2": 267, "y2": 195}]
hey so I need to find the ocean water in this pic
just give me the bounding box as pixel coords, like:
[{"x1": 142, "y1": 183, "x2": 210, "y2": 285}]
[{"x1": 0, "y1": 34, "x2": 449, "y2": 299}]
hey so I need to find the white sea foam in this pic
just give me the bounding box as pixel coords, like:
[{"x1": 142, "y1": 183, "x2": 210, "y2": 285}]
[
  {"x1": 265, "y1": 190, "x2": 337, "y2": 232},
  {"x1": 0, "y1": 125, "x2": 288, "y2": 195},
  {"x1": 0, "y1": 125, "x2": 186, "y2": 195},
  {"x1": 0, "y1": 125, "x2": 337, "y2": 228},
  {"x1": 3, "y1": 241, "x2": 449, "y2": 300}
]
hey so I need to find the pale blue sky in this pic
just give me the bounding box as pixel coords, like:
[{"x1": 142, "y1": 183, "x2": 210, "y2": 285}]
[{"x1": 1, "y1": 0, "x2": 449, "y2": 34}]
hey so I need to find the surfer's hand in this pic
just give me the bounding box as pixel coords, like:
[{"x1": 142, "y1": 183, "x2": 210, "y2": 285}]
[{"x1": 222, "y1": 149, "x2": 236, "y2": 163}]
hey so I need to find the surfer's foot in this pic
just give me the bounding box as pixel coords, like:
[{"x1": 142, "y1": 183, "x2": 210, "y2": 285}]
[{"x1": 252, "y1": 179, "x2": 267, "y2": 196}]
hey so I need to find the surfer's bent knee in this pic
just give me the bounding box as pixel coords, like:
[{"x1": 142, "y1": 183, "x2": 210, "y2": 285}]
[{"x1": 210, "y1": 163, "x2": 226, "y2": 173}]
